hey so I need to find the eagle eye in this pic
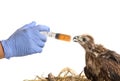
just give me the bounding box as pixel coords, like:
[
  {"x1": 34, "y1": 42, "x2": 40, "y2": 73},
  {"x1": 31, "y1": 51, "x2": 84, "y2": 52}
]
[{"x1": 82, "y1": 38, "x2": 86, "y2": 42}]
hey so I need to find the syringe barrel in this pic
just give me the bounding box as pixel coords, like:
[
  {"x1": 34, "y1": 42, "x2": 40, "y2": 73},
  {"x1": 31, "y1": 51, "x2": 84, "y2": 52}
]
[
  {"x1": 40, "y1": 32, "x2": 71, "y2": 42},
  {"x1": 55, "y1": 33, "x2": 71, "y2": 41}
]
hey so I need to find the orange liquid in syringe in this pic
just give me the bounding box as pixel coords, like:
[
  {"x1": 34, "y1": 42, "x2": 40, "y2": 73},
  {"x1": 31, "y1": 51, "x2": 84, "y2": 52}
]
[{"x1": 55, "y1": 33, "x2": 71, "y2": 41}]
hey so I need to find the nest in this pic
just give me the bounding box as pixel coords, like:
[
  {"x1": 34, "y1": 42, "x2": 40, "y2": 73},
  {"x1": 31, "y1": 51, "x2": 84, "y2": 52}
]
[{"x1": 24, "y1": 67, "x2": 90, "y2": 81}]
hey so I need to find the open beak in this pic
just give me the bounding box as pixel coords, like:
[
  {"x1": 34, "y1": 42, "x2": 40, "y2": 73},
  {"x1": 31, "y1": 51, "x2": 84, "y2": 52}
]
[{"x1": 73, "y1": 36, "x2": 79, "y2": 42}]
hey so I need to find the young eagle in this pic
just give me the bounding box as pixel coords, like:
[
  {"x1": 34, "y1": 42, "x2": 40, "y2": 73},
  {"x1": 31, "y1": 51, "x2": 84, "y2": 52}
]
[{"x1": 73, "y1": 34, "x2": 120, "y2": 81}]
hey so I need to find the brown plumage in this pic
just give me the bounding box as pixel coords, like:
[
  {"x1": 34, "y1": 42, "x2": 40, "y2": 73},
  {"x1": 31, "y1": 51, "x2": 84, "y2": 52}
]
[{"x1": 73, "y1": 34, "x2": 120, "y2": 81}]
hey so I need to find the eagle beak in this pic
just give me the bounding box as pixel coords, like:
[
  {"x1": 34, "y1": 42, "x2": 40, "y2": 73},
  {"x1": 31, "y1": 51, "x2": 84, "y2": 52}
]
[{"x1": 73, "y1": 36, "x2": 79, "y2": 42}]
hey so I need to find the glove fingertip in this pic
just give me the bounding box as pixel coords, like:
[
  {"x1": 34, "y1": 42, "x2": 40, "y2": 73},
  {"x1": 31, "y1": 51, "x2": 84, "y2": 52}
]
[
  {"x1": 29, "y1": 21, "x2": 36, "y2": 26},
  {"x1": 36, "y1": 25, "x2": 50, "y2": 32},
  {"x1": 35, "y1": 47, "x2": 43, "y2": 53}
]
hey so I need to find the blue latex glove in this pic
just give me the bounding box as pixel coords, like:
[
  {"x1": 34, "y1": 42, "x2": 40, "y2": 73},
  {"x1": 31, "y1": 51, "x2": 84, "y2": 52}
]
[{"x1": 1, "y1": 21, "x2": 50, "y2": 59}]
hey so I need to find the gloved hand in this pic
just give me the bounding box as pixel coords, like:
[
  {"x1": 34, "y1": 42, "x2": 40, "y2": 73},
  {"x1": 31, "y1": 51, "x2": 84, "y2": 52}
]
[{"x1": 1, "y1": 21, "x2": 50, "y2": 59}]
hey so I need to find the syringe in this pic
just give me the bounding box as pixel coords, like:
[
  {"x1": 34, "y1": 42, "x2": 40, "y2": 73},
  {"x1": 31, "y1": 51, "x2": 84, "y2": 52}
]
[{"x1": 40, "y1": 32, "x2": 71, "y2": 42}]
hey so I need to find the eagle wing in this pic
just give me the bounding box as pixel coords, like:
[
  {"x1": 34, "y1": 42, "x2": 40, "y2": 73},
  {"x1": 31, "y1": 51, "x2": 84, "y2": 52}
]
[
  {"x1": 84, "y1": 50, "x2": 120, "y2": 81},
  {"x1": 100, "y1": 50, "x2": 120, "y2": 64},
  {"x1": 100, "y1": 58, "x2": 120, "y2": 81}
]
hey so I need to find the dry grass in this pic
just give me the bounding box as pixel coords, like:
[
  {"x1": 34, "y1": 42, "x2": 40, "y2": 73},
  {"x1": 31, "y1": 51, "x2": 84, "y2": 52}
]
[{"x1": 24, "y1": 67, "x2": 90, "y2": 81}]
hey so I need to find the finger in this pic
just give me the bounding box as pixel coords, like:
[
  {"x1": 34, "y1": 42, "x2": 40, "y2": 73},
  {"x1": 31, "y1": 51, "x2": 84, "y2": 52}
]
[
  {"x1": 35, "y1": 25, "x2": 50, "y2": 32},
  {"x1": 28, "y1": 21, "x2": 36, "y2": 27},
  {"x1": 32, "y1": 39, "x2": 45, "y2": 51},
  {"x1": 21, "y1": 21, "x2": 36, "y2": 29},
  {"x1": 31, "y1": 45, "x2": 43, "y2": 53},
  {"x1": 38, "y1": 40, "x2": 45, "y2": 48},
  {"x1": 32, "y1": 35, "x2": 46, "y2": 47},
  {"x1": 29, "y1": 31, "x2": 47, "y2": 46},
  {"x1": 29, "y1": 29, "x2": 47, "y2": 42},
  {"x1": 39, "y1": 33, "x2": 47, "y2": 42},
  {"x1": 35, "y1": 47, "x2": 43, "y2": 53}
]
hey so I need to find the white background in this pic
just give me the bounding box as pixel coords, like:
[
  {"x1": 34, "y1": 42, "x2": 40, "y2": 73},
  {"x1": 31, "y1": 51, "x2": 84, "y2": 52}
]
[{"x1": 0, "y1": 0, "x2": 120, "y2": 81}]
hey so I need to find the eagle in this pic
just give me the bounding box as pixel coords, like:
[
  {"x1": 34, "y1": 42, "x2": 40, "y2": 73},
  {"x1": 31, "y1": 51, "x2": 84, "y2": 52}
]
[{"x1": 73, "y1": 34, "x2": 120, "y2": 81}]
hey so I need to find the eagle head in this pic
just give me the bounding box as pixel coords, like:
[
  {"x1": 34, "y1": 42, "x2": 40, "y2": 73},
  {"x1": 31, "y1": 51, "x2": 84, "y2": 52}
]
[{"x1": 73, "y1": 34, "x2": 95, "y2": 52}]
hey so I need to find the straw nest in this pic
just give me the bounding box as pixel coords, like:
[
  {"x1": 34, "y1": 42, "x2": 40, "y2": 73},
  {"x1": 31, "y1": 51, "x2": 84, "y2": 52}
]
[{"x1": 24, "y1": 67, "x2": 90, "y2": 81}]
